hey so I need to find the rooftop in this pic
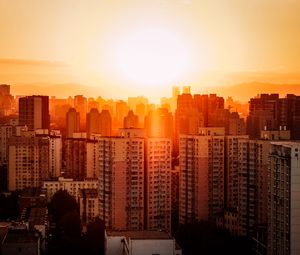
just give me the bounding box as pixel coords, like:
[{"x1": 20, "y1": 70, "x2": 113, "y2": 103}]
[
  {"x1": 4, "y1": 230, "x2": 39, "y2": 244},
  {"x1": 107, "y1": 230, "x2": 172, "y2": 240}
]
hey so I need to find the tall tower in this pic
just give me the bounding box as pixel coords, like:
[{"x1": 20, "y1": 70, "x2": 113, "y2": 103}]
[
  {"x1": 145, "y1": 108, "x2": 173, "y2": 139},
  {"x1": 123, "y1": 110, "x2": 139, "y2": 129},
  {"x1": 74, "y1": 95, "x2": 87, "y2": 131},
  {"x1": 86, "y1": 108, "x2": 100, "y2": 138},
  {"x1": 145, "y1": 137, "x2": 172, "y2": 232},
  {"x1": 99, "y1": 109, "x2": 112, "y2": 136},
  {"x1": 268, "y1": 142, "x2": 300, "y2": 255},
  {"x1": 179, "y1": 128, "x2": 225, "y2": 223},
  {"x1": 8, "y1": 132, "x2": 50, "y2": 191},
  {"x1": 19, "y1": 96, "x2": 49, "y2": 131},
  {"x1": 98, "y1": 136, "x2": 145, "y2": 230},
  {"x1": 66, "y1": 108, "x2": 80, "y2": 138}
]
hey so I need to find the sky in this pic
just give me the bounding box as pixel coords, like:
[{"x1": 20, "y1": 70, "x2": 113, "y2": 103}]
[{"x1": 1, "y1": 0, "x2": 300, "y2": 100}]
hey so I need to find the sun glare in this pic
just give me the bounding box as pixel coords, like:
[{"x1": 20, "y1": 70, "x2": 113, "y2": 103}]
[{"x1": 115, "y1": 27, "x2": 190, "y2": 88}]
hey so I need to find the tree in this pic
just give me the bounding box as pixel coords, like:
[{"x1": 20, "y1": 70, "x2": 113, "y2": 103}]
[
  {"x1": 84, "y1": 218, "x2": 105, "y2": 255},
  {"x1": 175, "y1": 221, "x2": 253, "y2": 255},
  {"x1": 47, "y1": 190, "x2": 83, "y2": 255},
  {"x1": 48, "y1": 189, "x2": 79, "y2": 222}
]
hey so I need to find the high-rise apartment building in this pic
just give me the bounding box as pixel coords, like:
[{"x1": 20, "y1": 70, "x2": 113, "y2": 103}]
[
  {"x1": 64, "y1": 136, "x2": 87, "y2": 180},
  {"x1": 8, "y1": 132, "x2": 49, "y2": 191},
  {"x1": 0, "y1": 84, "x2": 14, "y2": 116},
  {"x1": 115, "y1": 100, "x2": 129, "y2": 129},
  {"x1": 268, "y1": 142, "x2": 300, "y2": 255},
  {"x1": 145, "y1": 138, "x2": 172, "y2": 232},
  {"x1": 78, "y1": 188, "x2": 99, "y2": 224},
  {"x1": 145, "y1": 108, "x2": 173, "y2": 139},
  {"x1": 123, "y1": 110, "x2": 139, "y2": 129},
  {"x1": 98, "y1": 136, "x2": 145, "y2": 230},
  {"x1": 224, "y1": 130, "x2": 290, "y2": 242},
  {"x1": 99, "y1": 109, "x2": 112, "y2": 136},
  {"x1": 174, "y1": 93, "x2": 226, "y2": 155},
  {"x1": 179, "y1": 128, "x2": 225, "y2": 224},
  {"x1": 35, "y1": 129, "x2": 62, "y2": 178},
  {"x1": 86, "y1": 108, "x2": 100, "y2": 138},
  {"x1": 66, "y1": 108, "x2": 80, "y2": 138},
  {"x1": 19, "y1": 96, "x2": 49, "y2": 131},
  {"x1": 247, "y1": 94, "x2": 300, "y2": 139},
  {"x1": 74, "y1": 95, "x2": 87, "y2": 130}
]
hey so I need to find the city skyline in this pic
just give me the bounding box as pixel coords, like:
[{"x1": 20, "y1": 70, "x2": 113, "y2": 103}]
[
  {"x1": 1, "y1": 0, "x2": 300, "y2": 102},
  {"x1": 1, "y1": 1, "x2": 300, "y2": 254}
]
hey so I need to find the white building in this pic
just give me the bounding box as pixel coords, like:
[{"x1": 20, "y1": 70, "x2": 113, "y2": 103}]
[{"x1": 105, "y1": 231, "x2": 182, "y2": 255}]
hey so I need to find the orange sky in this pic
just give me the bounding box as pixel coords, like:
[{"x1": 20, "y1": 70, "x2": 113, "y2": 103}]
[{"x1": 1, "y1": 0, "x2": 300, "y2": 101}]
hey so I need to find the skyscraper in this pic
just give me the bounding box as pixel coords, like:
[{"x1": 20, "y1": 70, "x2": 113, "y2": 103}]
[
  {"x1": 268, "y1": 142, "x2": 300, "y2": 255},
  {"x1": 247, "y1": 94, "x2": 300, "y2": 139},
  {"x1": 19, "y1": 96, "x2": 49, "y2": 131},
  {"x1": 8, "y1": 132, "x2": 50, "y2": 191},
  {"x1": 145, "y1": 108, "x2": 173, "y2": 139},
  {"x1": 66, "y1": 108, "x2": 80, "y2": 138},
  {"x1": 123, "y1": 110, "x2": 139, "y2": 129},
  {"x1": 64, "y1": 136, "x2": 87, "y2": 181},
  {"x1": 86, "y1": 108, "x2": 100, "y2": 138},
  {"x1": 179, "y1": 128, "x2": 225, "y2": 224},
  {"x1": 74, "y1": 95, "x2": 87, "y2": 131},
  {"x1": 145, "y1": 137, "x2": 172, "y2": 232},
  {"x1": 97, "y1": 136, "x2": 145, "y2": 230},
  {"x1": 99, "y1": 109, "x2": 112, "y2": 136}
]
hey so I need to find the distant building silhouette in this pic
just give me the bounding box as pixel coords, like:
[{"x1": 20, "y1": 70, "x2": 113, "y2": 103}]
[
  {"x1": 247, "y1": 94, "x2": 300, "y2": 139},
  {"x1": 66, "y1": 108, "x2": 80, "y2": 138},
  {"x1": 19, "y1": 95, "x2": 49, "y2": 131}
]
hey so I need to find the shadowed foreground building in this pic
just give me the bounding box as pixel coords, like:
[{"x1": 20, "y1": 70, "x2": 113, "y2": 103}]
[
  {"x1": 1, "y1": 229, "x2": 40, "y2": 255},
  {"x1": 268, "y1": 142, "x2": 300, "y2": 255},
  {"x1": 105, "y1": 230, "x2": 182, "y2": 255}
]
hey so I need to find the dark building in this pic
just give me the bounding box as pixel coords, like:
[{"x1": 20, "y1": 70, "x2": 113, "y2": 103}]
[
  {"x1": 19, "y1": 96, "x2": 50, "y2": 131},
  {"x1": 18, "y1": 188, "x2": 47, "y2": 213},
  {"x1": 64, "y1": 137, "x2": 87, "y2": 180},
  {"x1": 247, "y1": 94, "x2": 300, "y2": 139},
  {"x1": 174, "y1": 93, "x2": 225, "y2": 155},
  {"x1": 1, "y1": 229, "x2": 40, "y2": 255}
]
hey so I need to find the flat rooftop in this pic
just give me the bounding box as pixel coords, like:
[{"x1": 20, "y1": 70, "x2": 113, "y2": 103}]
[
  {"x1": 107, "y1": 230, "x2": 171, "y2": 240},
  {"x1": 4, "y1": 230, "x2": 39, "y2": 244}
]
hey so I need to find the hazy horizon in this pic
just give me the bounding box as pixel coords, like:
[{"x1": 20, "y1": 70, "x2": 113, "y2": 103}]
[{"x1": 1, "y1": 0, "x2": 300, "y2": 101}]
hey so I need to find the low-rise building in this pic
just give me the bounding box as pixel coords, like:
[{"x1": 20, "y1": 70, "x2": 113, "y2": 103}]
[
  {"x1": 105, "y1": 230, "x2": 182, "y2": 255},
  {"x1": 43, "y1": 177, "x2": 98, "y2": 201}
]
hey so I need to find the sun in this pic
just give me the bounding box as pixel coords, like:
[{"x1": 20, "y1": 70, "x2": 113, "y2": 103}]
[{"x1": 114, "y1": 27, "x2": 190, "y2": 89}]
